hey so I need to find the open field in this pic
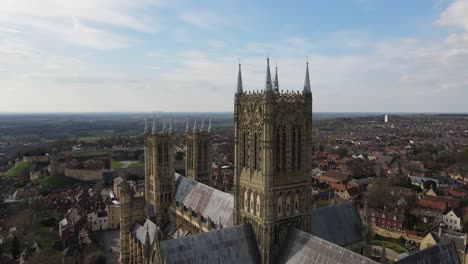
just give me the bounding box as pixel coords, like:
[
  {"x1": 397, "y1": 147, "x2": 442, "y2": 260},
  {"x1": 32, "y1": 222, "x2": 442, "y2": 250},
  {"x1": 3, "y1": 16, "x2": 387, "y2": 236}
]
[
  {"x1": 38, "y1": 175, "x2": 84, "y2": 188},
  {"x1": 4, "y1": 161, "x2": 30, "y2": 179}
]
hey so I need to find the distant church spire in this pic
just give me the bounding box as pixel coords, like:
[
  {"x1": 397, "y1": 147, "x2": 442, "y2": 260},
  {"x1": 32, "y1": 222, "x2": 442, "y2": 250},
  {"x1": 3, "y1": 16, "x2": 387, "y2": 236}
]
[
  {"x1": 208, "y1": 119, "x2": 212, "y2": 133},
  {"x1": 236, "y1": 64, "x2": 243, "y2": 94},
  {"x1": 144, "y1": 117, "x2": 149, "y2": 134},
  {"x1": 193, "y1": 119, "x2": 197, "y2": 132},
  {"x1": 185, "y1": 119, "x2": 190, "y2": 132},
  {"x1": 274, "y1": 66, "x2": 279, "y2": 92},
  {"x1": 168, "y1": 119, "x2": 173, "y2": 133},
  {"x1": 200, "y1": 119, "x2": 205, "y2": 132},
  {"x1": 151, "y1": 116, "x2": 157, "y2": 134},
  {"x1": 303, "y1": 61, "x2": 311, "y2": 93},
  {"x1": 265, "y1": 57, "x2": 273, "y2": 92}
]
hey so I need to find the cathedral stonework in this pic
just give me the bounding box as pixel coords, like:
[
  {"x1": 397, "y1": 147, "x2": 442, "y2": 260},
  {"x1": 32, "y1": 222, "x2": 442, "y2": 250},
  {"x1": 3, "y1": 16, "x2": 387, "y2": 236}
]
[
  {"x1": 233, "y1": 59, "x2": 313, "y2": 263},
  {"x1": 118, "y1": 59, "x2": 341, "y2": 264},
  {"x1": 144, "y1": 119, "x2": 176, "y2": 226},
  {"x1": 185, "y1": 119, "x2": 213, "y2": 186}
]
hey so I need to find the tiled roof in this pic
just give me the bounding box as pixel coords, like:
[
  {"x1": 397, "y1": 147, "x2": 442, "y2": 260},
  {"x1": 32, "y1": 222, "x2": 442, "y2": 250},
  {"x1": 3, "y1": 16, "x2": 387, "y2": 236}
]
[
  {"x1": 276, "y1": 228, "x2": 377, "y2": 264},
  {"x1": 309, "y1": 202, "x2": 364, "y2": 247},
  {"x1": 174, "y1": 174, "x2": 234, "y2": 228},
  {"x1": 159, "y1": 224, "x2": 260, "y2": 264}
]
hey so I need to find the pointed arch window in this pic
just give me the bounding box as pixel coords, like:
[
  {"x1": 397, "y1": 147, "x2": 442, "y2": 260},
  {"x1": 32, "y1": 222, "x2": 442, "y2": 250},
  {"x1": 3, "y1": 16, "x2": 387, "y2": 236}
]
[
  {"x1": 242, "y1": 130, "x2": 246, "y2": 167},
  {"x1": 244, "y1": 189, "x2": 249, "y2": 211},
  {"x1": 276, "y1": 129, "x2": 281, "y2": 172},
  {"x1": 294, "y1": 193, "x2": 299, "y2": 214},
  {"x1": 256, "y1": 194, "x2": 261, "y2": 217},
  {"x1": 157, "y1": 144, "x2": 162, "y2": 164},
  {"x1": 298, "y1": 127, "x2": 302, "y2": 170},
  {"x1": 250, "y1": 192, "x2": 255, "y2": 214},
  {"x1": 292, "y1": 127, "x2": 296, "y2": 171},
  {"x1": 282, "y1": 128, "x2": 286, "y2": 171},
  {"x1": 164, "y1": 143, "x2": 169, "y2": 163},
  {"x1": 254, "y1": 132, "x2": 258, "y2": 170},
  {"x1": 286, "y1": 195, "x2": 291, "y2": 216},
  {"x1": 278, "y1": 195, "x2": 283, "y2": 216}
]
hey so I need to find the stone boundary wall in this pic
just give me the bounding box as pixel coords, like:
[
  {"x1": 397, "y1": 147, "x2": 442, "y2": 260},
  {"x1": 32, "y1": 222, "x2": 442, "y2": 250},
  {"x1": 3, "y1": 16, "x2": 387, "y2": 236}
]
[
  {"x1": 65, "y1": 168, "x2": 102, "y2": 181},
  {"x1": 114, "y1": 167, "x2": 145, "y2": 178},
  {"x1": 23, "y1": 155, "x2": 50, "y2": 163},
  {"x1": 60, "y1": 149, "x2": 112, "y2": 158}
]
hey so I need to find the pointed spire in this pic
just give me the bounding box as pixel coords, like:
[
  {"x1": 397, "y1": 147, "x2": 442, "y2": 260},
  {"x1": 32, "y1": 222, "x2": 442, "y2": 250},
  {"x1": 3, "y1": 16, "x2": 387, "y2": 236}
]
[
  {"x1": 208, "y1": 119, "x2": 212, "y2": 133},
  {"x1": 168, "y1": 119, "x2": 172, "y2": 133},
  {"x1": 265, "y1": 57, "x2": 273, "y2": 92},
  {"x1": 151, "y1": 116, "x2": 157, "y2": 134},
  {"x1": 274, "y1": 66, "x2": 279, "y2": 92},
  {"x1": 144, "y1": 117, "x2": 149, "y2": 134},
  {"x1": 193, "y1": 119, "x2": 197, "y2": 132},
  {"x1": 200, "y1": 119, "x2": 205, "y2": 132},
  {"x1": 303, "y1": 60, "x2": 311, "y2": 93},
  {"x1": 144, "y1": 225, "x2": 151, "y2": 258},
  {"x1": 236, "y1": 64, "x2": 243, "y2": 94},
  {"x1": 185, "y1": 119, "x2": 190, "y2": 132},
  {"x1": 162, "y1": 119, "x2": 166, "y2": 133}
]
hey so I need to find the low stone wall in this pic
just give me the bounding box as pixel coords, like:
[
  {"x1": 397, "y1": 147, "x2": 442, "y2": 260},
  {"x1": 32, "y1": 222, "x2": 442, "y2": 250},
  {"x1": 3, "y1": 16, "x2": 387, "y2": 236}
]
[
  {"x1": 65, "y1": 168, "x2": 102, "y2": 181},
  {"x1": 23, "y1": 155, "x2": 50, "y2": 163},
  {"x1": 114, "y1": 167, "x2": 145, "y2": 179},
  {"x1": 60, "y1": 149, "x2": 112, "y2": 158}
]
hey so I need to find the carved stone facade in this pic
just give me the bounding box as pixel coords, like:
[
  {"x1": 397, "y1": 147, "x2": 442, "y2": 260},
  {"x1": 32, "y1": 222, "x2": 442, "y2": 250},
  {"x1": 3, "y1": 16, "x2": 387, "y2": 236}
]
[
  {"x1": 185, "y1": 120, "x2": 213, "y2": 186},
  {"x1": 234, "y1": 59, "x2": 313, "y2": 263},
  {"x1": 144, "y1": 125, "x2": 175, "y2": 226}
]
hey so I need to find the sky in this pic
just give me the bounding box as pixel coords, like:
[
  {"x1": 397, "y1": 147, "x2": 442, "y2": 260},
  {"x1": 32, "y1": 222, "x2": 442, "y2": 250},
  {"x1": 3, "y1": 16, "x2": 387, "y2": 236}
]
[{"x1": 0, "y1": 0, "x2": 467, "y2": 113}]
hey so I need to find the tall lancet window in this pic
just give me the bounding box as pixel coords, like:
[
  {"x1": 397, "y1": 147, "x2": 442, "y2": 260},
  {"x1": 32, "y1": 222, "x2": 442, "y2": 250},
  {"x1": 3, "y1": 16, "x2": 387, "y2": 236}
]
[
  {"x1": 246, "y1": 131, "x2": 250, "y2": 169},
  {"x1": 292, "y1": 127, "x2": 296, "y2": 171},
  {"x1": 242, "y1": 130, "x2": 246, "y2": 167},
  {"x1": 203, "y1": 142, "x2": 208, "y2": 170},
  {"x1": 298, "y1": 127, "x2": 302, "y2": 170},
  {"x1": 164, "y1": 143, "x2": 169, "y2": 163},
  {"x1": 254, "y1": 132, "x2": 258, "y2": 170},
  {"x1": 282, "y1": 128, "x2": 286, "y2": 172},
  {"x1": 198, "y1": 141, "x2": 202, "y2": 166},
  {"x1": 276, "y1": 130, "x2": 281, "y2": 172},
  {"x1": 157, "y1": 144, "x2": 162, "y2": 164}
]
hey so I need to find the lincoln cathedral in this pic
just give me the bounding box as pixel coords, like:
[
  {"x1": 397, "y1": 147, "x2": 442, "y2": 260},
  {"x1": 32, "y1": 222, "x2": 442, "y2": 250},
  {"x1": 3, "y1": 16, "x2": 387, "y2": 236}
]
[{"x1": 119, "y1": 59, "x2": 376, "y2": 264}]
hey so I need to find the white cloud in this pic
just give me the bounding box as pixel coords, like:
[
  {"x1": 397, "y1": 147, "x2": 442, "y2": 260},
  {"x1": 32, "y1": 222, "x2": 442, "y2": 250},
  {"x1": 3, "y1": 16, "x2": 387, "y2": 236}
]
[{"x1": 437, "y1": 0, "x2": 468, "y2": 30}]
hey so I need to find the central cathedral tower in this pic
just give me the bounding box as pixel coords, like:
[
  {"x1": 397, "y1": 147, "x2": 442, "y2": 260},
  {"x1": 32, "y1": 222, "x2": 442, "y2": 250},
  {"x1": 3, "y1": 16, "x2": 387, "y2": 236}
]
[{"x1": 234, "y1": 59, "x2": 313, "y2": 263}]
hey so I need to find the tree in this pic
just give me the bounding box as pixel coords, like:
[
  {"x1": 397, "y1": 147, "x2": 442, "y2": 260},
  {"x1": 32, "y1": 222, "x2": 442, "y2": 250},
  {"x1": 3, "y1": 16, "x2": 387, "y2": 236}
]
[
  {"x1": 333, "y1": 147, "x2": 348, "y2": 158},
  {"x1": 11, "y1": 235, "x2": 20, "y2": 259},
  {"x1": 366, "y1": 178, "x2": 397, "y2": 209}
]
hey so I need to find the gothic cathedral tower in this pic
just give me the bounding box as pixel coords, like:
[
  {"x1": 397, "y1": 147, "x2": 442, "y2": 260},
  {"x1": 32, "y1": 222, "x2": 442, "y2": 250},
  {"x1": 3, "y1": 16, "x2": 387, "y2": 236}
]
[
  {"x1": 185, "y1": 119, "x2": 213, "y2": 185},
  {"x1": 234, "y1": 59, "x2": 313, "y2": 264},
  {"x1": 144, "y1": 118, "x2": 175, "y2": 225}
]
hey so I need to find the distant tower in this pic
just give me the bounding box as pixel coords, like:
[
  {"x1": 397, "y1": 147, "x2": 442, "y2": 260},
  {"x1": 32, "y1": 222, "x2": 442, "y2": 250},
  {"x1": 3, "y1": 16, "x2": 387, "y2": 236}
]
[
  {"x1": 185, "y1": 119, "x2": 213, "y2": 185},
  {"x1": 384, "y1": 114, "x2": 389, "y2": 123},
  {"x1": 234, "y1": 59, "x2": 313, "y2": 263},
  {"x1": 144, "y1": 118, "x2": 175, "y2": 225},
  {"x1": 119, "y1": 177, "x2": 131, "y2": 263}
]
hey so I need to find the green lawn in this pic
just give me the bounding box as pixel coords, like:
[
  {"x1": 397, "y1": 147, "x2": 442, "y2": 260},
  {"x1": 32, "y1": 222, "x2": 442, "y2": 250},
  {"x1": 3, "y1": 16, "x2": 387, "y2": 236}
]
[
  {"x1": 128, "y1": 161, "x2": 144, "y2": 168},
  {"x1": 415, "y1": 221, "x2": 431, "y2": 232},
  {"x1": 4, "y1": 162, "x2": 31, "y2": 179},
  {"x1": 371, "y1": 240, "x2": 408, "y2": 254},
  {"x1": 111, "y1": 160, "x2": 124, "y2": 169},
  {"x1": 39, "y1": 175, "x2": 82, "y2": 188}
]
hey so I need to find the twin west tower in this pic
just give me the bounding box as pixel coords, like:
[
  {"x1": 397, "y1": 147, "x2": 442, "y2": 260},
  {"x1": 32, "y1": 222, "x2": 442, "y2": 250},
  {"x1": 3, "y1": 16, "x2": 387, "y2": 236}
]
[{"x1": 234, "y1": 58, "x2": 313, "y2": 263}]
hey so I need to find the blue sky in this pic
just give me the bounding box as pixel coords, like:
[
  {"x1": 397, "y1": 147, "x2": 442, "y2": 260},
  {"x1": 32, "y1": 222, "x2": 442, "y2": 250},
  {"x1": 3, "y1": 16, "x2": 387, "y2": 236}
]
[{"x1": 0, "y1": 0, "x2": 467, "y2": 112}]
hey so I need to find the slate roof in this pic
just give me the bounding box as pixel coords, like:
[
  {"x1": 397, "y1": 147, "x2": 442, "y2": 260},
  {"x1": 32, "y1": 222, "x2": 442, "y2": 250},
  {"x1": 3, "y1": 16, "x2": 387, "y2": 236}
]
[
  {"x1": 276, "y1": 228, "x2": 377, "y2": 264},
  {"x1": 132, "y1": 219, "x2": 157, "y2": 245},
  {"x1": 159, "y1": 224, "x2": 260, "y2": 264},
  {"x1": 395, "y1": 240, "x2": 461, "y2": 264},
  {"x1": 309, "y1": 202, "x2": 364, "y2": 247},
  {"x1": 174, "y1": 174, "x2": 234, "y2": 227}
]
